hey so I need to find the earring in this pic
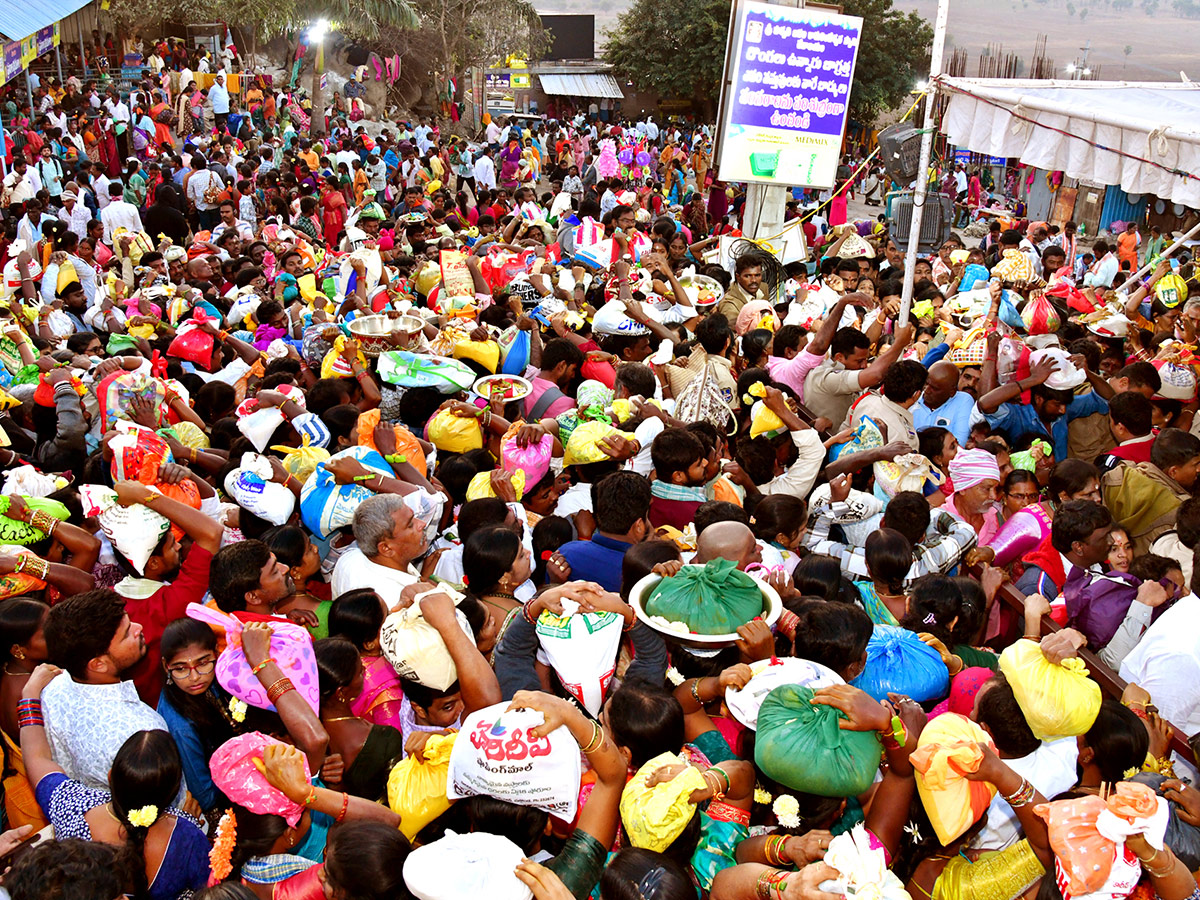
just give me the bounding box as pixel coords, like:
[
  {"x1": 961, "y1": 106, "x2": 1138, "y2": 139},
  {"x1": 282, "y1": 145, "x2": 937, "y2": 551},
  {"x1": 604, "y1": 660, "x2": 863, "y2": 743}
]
[{"x1": 13, "y1": 650, "x2": 24, "y2": 660}]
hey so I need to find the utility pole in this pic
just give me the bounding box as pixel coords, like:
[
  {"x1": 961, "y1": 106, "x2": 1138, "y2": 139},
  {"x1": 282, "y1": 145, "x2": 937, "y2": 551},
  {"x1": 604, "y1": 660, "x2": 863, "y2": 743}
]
[{"x1": 898, "y1": 0, "x2": 950, "y2": 322}]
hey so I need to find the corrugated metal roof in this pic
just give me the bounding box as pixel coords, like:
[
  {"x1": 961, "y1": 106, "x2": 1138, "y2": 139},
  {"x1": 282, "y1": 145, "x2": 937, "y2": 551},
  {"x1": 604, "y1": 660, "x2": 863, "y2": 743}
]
[
  {"x1": 538, "y1": 73, "x2": 623, "y2": 100},
  {"x1": 0, "y1": 0, "x2": 91, "y2": 42}
]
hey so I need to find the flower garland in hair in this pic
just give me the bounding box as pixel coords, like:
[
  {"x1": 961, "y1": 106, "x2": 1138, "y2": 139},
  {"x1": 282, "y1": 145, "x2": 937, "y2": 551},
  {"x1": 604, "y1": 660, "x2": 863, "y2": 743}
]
[
  {"x1": 754, "y1": 783, "x2": 773, "y2": 805},
  {"x1": 210, "y1": 809, "x2": 238, "y2": 883},
  {"x1": 229, "y1": 697, "x2": 248, "y2": 723},
  {"x1": 126, "y1": 805, "x2": 159, "y2": 828},
  {"x1": 773, "y1": 794, "x2": 801, "y2": 828},
  {"x1": 666, "y1": 666, "x2": 684, "y2": 686}
]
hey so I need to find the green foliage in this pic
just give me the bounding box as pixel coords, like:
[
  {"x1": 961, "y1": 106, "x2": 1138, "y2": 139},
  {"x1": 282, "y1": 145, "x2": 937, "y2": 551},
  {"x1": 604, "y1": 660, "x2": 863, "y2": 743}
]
[
  {"x1": 603, "y1": 0, "x2": 730, "y2": 114},
  {"x1": 107, "y1": 0, "x2": 418, "y2": 41},
  {"x1": 840, "y1": 0, "x2": 933, "y2": 123},
  {"x1": 604, "y1": 0, "x2": 932, "y2": 123}
]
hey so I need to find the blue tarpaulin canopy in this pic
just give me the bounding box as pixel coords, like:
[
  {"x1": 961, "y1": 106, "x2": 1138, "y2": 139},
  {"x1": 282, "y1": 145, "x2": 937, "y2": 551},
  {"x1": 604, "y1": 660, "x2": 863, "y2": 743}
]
[{"x1": 0, "y1": 0, "x2": 90, "y2": 42}]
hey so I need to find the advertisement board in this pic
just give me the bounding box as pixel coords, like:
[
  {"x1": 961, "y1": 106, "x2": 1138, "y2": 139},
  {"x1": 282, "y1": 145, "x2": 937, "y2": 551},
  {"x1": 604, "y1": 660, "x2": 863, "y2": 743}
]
[{"x1": 714, "y1": 1, "x2": 862, "y2": 188}]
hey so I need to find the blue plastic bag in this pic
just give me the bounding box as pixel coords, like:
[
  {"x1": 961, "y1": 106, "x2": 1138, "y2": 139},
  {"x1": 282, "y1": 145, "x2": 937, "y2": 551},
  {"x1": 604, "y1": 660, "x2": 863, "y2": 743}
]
[
  {"x1": 998, "y1": 289, "x2": 1024, "y2": 331},
  {"x1": 851, "y1": 625, "x2": 949, "y2": 703},
  {"x1": 498, "y1": 326, "x2": 530, "y2": 375}
]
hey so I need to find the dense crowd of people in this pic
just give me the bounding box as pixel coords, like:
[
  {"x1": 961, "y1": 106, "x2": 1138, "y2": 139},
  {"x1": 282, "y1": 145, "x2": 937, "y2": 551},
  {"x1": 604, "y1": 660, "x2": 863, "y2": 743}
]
[{"x1": 0, "y1": 49, "x2": 1200, "y2": 900}]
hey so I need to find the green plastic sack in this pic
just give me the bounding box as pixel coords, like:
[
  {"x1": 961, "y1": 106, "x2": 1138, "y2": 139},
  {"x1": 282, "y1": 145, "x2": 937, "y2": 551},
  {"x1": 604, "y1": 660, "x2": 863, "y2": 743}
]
[
  {"x1": 754, "y1": 684, "x2": 882, "y2": 798},
  {"x1": 644, "y1": 558, "x2": 763, "y2": 635},
  {"x1": 0, "y1": 496, "x2": 71, "y2": 546}
]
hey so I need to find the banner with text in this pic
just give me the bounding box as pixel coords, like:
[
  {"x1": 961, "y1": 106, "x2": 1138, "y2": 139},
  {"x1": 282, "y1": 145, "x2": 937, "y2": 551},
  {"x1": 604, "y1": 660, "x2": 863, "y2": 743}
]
[{"x1": 715, "y1": 1, "x2": 862, "y2": 189}]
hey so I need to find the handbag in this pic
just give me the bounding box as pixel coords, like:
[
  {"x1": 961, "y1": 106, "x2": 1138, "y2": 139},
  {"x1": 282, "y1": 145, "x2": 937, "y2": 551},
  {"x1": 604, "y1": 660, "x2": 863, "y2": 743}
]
[{"x1": 947, "y1": 325, "x2": 991, "y2": 368}]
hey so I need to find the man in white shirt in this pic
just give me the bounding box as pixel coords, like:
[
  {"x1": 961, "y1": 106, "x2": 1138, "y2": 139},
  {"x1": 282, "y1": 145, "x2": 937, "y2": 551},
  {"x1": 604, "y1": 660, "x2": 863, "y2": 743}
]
[
  {"x1": 332, "y1": 494, "x2": 449, "y2": 608},
  {"x1": 473, "y1": 147, "x2": 496, "y2": 191},
  {"x1": 400, "y1": 148, "x2": 422, "y2": 190},
  {"x1": 94, "y1": 170, "x2": 113, "y2": 209},
  {"x1": 485, "y1": 118, "x2": 502, "y2": 149},
  {"x1": 16, "y1": 199, "x2": 47, "y2": 248},
  {"x1": 58, "y1": 190, "x2": 92, "y2": 241},
  {"x1": 209, "y1": 73, "x2": 231, "y2": 133},
  {"x1": 1120, "y1": 590, "x2": 1200, "y2": 779},
  {"x1": 953, "y1": 162, "x2": 968, "y2": 199},
  {"x1": 972, "y1": 674, "x2": 1078, "y2": 850},
  {"x1": 2, "y1": 159, "x2": 38, "y2": 207},
  {"x1": 104, "y1": 87, "x2": 132, "y2": 159},
  {"x1": 39, "y1": 588, "x2": 177, "y2": 796},
  {"x1": 101, "y1": 183, "x2": 144, "y2": 247},
  {"x1": 600, "y1": 182, "x2": 619, "y2": 219}
]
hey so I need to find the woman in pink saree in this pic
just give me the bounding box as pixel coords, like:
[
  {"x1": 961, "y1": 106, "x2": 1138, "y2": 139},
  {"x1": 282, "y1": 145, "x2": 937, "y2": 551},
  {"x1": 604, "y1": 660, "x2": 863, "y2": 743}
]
[{"x1": 332, "y1": 589, "x2": 405, "y2": 730}]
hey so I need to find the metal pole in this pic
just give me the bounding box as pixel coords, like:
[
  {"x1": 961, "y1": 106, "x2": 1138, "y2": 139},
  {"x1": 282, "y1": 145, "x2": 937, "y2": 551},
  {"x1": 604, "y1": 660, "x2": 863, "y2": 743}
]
[
  {"x1": 1128, "y1": 220, "x2": 1200, "y2": 283},
  {"x1": 79, "y1": 18, "x2": 87, "y2": 78},
  {"x1": 56, "y1": 44, "x2": 64, "y2": 85},
  {"x1": 898, "y1": 0, "x2": 950, "y2": 323},
  {"x1": 0, "y1": 102, "x2": 7, "y2": 178},
  {"x1": 26, "y1": 71, "x2": 35, "y2": 114},
  {"x1": 742, "y1": 0, "x2": 803, "y2": 241}
]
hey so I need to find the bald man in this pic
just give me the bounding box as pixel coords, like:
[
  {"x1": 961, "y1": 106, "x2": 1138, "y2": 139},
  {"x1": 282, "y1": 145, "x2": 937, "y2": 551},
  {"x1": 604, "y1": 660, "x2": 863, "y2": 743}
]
[
  {"x1": 694, "y1": 521, "x2": 762, "y2": 572},
  {"x1": 913, "y1": 360, "x2": 976, "y2": 446},
  {"x1": 186, "y1": 256, "x2": 216, "y2": 285}
]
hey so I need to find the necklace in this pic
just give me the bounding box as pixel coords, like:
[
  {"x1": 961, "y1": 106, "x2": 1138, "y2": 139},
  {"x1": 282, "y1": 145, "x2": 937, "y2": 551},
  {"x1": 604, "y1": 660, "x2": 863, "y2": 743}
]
[
  {"x1": 3, "y1": 663, "x2": 32, "y2": 678},
  {"x1": 481, "y1": 592, "x2": 519, "y2": 612},
  {"x1": 324, "y1": 716, "x2": 358, "y2": 723}
]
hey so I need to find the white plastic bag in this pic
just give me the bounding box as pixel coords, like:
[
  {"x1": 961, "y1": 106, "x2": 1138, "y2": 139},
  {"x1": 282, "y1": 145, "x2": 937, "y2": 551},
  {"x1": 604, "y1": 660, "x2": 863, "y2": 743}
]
[
  {"x1": 446, "y1": 701, "x2": 582, "y2": 819},
  {"x1": 379, "y1": 600, "x2": 475, "y2": 691},
  {"x1": 534, "y1": 606, "x2": 623, "y2": 716}
]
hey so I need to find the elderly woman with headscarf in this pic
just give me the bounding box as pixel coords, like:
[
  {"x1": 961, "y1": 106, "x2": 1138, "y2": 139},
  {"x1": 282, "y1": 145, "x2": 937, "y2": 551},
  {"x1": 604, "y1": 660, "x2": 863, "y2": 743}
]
[{"x1": 943, "y1": 447, "x2": 1003, "y2": 546}]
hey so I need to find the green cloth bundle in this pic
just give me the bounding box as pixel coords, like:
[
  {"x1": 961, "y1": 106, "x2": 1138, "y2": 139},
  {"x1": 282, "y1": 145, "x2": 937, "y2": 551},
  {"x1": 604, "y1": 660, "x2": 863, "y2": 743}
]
[
  {"x1": 754, "y1": 684, "x2": 882, "y2": 797},
  {"x1": 644, "y1": 558, "x2": 763, "y2": 635}
]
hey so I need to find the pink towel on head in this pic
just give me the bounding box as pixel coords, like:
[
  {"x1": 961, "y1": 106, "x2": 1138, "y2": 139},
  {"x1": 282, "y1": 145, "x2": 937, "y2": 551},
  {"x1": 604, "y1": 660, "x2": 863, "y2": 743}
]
[{"x1": 209, "y1": 732, "x2": 311, "y2": 826}]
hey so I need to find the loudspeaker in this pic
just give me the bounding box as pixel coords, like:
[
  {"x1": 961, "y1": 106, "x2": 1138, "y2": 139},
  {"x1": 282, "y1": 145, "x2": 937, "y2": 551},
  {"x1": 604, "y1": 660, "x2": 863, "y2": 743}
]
[
  {"x1": 877, "y1": 123, "x2": 923, "y2": 184},
  {"x1": 889, "y1": 191, "x2": 954, "y2": 254}
]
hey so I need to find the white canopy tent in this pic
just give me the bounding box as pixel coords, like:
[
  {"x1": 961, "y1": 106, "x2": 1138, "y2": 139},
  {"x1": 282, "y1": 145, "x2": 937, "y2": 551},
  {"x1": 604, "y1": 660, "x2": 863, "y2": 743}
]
[{"x1": 935, "y1": 75, "x2": 1200, "y2": 209}]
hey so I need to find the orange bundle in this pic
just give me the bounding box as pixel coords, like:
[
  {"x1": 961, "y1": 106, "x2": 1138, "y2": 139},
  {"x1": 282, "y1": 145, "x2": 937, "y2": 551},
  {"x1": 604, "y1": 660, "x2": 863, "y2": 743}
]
[{"x1": 910, "y1": 714, "x2": 997, "y2": 844}]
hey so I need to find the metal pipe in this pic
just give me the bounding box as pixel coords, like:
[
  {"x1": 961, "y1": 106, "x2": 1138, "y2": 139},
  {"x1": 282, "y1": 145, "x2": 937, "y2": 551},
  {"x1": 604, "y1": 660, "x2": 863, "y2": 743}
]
[{"x1": 898, "y1": 0, "x2": 950, "y2": 323}]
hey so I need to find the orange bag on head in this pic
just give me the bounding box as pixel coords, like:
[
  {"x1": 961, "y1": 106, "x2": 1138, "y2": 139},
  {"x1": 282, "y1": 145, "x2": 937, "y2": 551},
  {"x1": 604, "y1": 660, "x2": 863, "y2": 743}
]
[
  {"x1": 910, "y1": 714, "x2": 997, "y2": 844},
  {"x1": 356, "y1": 408, "x2": 427, "y2": 477},
  {"x1": 1036, "y1": 795, "x2": 1112, "y2": 895}
]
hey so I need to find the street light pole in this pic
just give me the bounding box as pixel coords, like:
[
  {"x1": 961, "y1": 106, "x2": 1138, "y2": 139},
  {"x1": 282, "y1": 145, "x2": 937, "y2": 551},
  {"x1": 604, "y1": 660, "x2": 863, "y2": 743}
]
[{"x1": 898, "y1": 0, "x2": 950, "y2": 322}]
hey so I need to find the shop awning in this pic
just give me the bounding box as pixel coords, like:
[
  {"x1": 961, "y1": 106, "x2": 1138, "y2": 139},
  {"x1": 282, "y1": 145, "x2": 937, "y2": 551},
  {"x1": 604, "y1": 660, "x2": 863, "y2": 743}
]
[
  {"x1": 538, "y1": 73, "x2": 624, "y2": 100},
  {"x1": 936, "y1": 75, "x2": 1200, "y2": 208},
  {"x1": 0, "y1": 0, "x2": 90, "y2": 42}
]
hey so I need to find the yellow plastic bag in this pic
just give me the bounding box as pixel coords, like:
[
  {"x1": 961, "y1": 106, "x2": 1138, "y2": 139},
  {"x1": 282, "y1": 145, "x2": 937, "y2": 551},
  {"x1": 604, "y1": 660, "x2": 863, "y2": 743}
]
[
  {"x1": 563, "y1": 420, "x2": 618, "y2": 466},
  {"x1": 910, "y1": 713, "x2": 997, "y2": 845},
  {"x1": 271, "y1": 434, "x2": 331, "y2": 483},
  {"x1": 427, "y1": 408, "x2": 483, "y2": 453},
  {"x1": 619, "y1": 752, "x2": 707, "y2": 852},
  {"x1": 453, "y1": 338, "x2": 500, "y2": 374},
  {"x1": 320, "y1": 335, "x2": 369, "y2": 379},
  {"x1": 998, "y1": 638, "x2": 1102, "y2": 741},
  {"x1": 387, "y1": 732, "x2": 457, "y2": 839},
  {"x1": 465, "y1": 469, "x2": 525, "y2": 502}
]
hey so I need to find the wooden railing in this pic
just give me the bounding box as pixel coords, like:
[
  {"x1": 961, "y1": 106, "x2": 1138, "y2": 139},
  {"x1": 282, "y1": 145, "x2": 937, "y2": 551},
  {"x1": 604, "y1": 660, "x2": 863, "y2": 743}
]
[{"x1": 987, "y1": 573, "x2": 1197, "y2": 767}]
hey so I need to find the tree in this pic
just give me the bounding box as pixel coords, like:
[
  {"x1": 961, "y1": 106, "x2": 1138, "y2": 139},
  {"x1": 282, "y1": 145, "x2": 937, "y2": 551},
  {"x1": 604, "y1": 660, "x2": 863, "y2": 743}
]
[
  {"x1": 604, "y1": 0, "x2": 730, "y2": 119},
  {"x1": 840, "y1": 0, "x2": 933, "y2": 124},
  {"x1": 604, "y1": 0, "x2": 932, "y2": 124},
  {"x1": 360, "y1": 0, "x2": 548, "y2": 116}
]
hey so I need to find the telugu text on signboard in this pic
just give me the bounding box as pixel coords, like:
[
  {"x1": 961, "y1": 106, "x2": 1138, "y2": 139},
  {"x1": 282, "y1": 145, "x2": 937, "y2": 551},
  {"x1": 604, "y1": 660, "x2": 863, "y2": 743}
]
[{"x1": 715, "y1": 1, "x2": 863, "y2": 189}]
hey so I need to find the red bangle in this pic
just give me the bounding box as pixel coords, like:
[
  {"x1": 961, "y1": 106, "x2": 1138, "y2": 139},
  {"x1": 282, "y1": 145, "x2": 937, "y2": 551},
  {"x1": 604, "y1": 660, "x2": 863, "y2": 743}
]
[{"x1": 336, "y1": 792, "x2": 349, "y2": 823}]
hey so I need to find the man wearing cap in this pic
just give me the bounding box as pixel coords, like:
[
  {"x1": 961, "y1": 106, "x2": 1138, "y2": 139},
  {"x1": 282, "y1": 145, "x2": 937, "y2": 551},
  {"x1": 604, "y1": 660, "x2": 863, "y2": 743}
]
[{"x1": 58, "y1": 191, "x2": 92, "y2": 242}]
